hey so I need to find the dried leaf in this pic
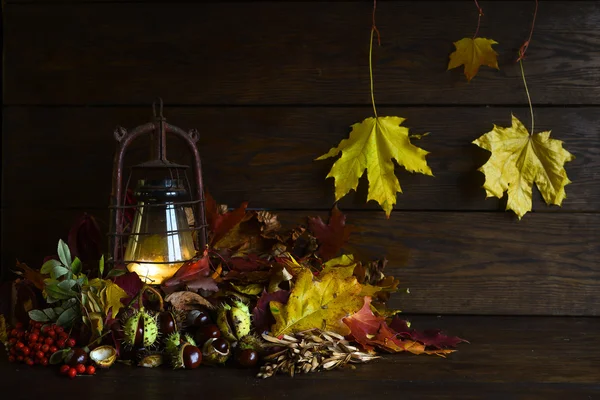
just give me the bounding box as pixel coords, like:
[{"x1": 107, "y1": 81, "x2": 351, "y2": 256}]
[
  {"x1": 473, "y1": 114, "x2": 574, "y2": 219},
  {"x1": 100, "y1": 280, "x2": 128, "y2": 317},
  {"x1": 389, "y1": 316, "x2": 468, "y2": 349},
  {"x1": 320, "y1": 254, "x2": 356, "y2": 279},
  {"x1": 185, "y1": 277, "x2": 219, "y2": 292},
  {"x1": 14, "y1": 261, "x2": 46, "y2": 291},
  {"x1": 162, "y1": 253, "x2": 211, "y2": 287},
  {"x1": 0, "y1": 315, "x2": 7, "y2": 343},
  {"x1": 316, "y1": 116, "x2": 432, "y2": 217},
  {"x1": 447, "y1": 37, "x2": 499, "y2": 81},
  {"x1": 67, "y1": 213, "x2": 103, "y2": 264},
  {"x1": 344, "y1": 297, "x2": 464, "y2": 356},
  {"x1": 205, "y1": 191, "x2": 249, "y2": 246},
  {"x1": 112, "y1": 271, "x2": 143, "y2": 305},
  {"x1": 270, "y1": 269, "x2": 367, "y2": 336},
  {"x1": 256, "y1": 210, "x2": 282, "y2": 239},
  {"x1": 253, "y1": 289, "x2": 290, "y2": 334},
  {"x1": 165, "y1": 291, "x2": 214, "y2": 311},
  {"x1": 308, "y1": 206, "x2": 352, "y2": 261}
]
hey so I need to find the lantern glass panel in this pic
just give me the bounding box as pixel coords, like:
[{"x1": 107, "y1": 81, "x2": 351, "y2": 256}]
[{"x1": 124, "y1": 178, "x2": 195, "y2": 284}]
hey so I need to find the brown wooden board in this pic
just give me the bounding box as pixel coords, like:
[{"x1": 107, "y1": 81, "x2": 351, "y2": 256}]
[
  {"x1": 1, "y1": 316, "x2": 599, "y2": 398},
  {"x1": 5, "y1": 1, "x2": 600, "y2": 105},
  {"x1": 2, "y1": 106, "x2": 597, "y2": 211},
  {"x1": 2, "y1": 209, "x2": 599, "y2": 315}
]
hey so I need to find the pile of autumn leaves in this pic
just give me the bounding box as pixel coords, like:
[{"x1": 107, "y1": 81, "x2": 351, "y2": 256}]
[{"x1": 163, "y1": 193, "x2": 466, "y2": 358}]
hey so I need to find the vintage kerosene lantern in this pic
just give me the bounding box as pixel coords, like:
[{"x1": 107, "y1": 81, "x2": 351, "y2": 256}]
[{"x1": 108, "y1": 99, "x2": 208, "y2": 284}]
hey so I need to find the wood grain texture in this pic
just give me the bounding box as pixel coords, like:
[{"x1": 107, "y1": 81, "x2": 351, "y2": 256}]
[
  {"x1": 5, "y1": 1, "x2": 600, "y2": 105},
  {"x1": 1, "y1": 316, "x2": 599, "y2": 398},
  {"x1": 3, "y1": 106, "x2": 598, "y2": 211},
  {"x1": 2, "y1": 209, "x2": 599, "y2": 315}
]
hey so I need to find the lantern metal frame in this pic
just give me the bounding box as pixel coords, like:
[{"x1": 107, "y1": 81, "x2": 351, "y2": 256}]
[{"x1": 107, "y1": 99, "x2": 208, "y2": 270}]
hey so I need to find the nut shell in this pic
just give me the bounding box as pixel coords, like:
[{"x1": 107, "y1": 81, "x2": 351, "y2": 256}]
[{"x1": 89, "y1": 345, "x2": 117, "y2": 368}]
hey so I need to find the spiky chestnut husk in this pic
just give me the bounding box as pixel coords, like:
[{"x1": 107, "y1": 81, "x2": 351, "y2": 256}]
[
  {"x1": 122, "y1": 308, "x2": 159, "y2": 349},
  {"x1": 164, "y1": 332, "x2": 181, "y2": 354},
  {"x1": 183, "y1": 334, "x2": 196, "y2": 346},
  {"x1": 202, "y1": 337, "x2": 230, "y2": 365},
  {"x1": 238, "y1": 334, "x2": 266, "y2": 352},
  {"x1": 216, "y1": 300, "x2": 251, "y2": 343},
  {"x1": 169, "y1": 343, "x2": 202, "y2": 370}
]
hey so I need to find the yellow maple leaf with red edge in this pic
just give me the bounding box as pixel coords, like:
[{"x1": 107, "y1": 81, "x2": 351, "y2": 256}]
[
  {"x1": 473, "y1": 114, "x2": 574, "y2": 219},
  {"x1": 316, "y1": 116, "x2": 433, "y2": 217},
  {"x1": 270, "y1": 268, "x2": 380, "y2": 337},
  {"x1": 448, "y1": 37, "x2": 499, "y2": 81}
]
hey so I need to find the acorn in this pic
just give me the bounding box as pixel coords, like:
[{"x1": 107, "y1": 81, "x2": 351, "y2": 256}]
[
  {"x1": 122, "y1": 308, "x2": 159, "y2": 349},
  {"x1": 216, "y1": 300, "x2": 251, "y2": 343},
  {"x1": 202, "y1": 337, "x2": 230, "y2": 365},
  {"x1": 169, "y1": 342, "x2": 202, "y2": 370}
]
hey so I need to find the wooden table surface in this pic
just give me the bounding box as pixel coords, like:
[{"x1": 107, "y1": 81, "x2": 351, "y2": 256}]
[{"x1": 2, "y1": 316, "x2": 599, "y2": 399}]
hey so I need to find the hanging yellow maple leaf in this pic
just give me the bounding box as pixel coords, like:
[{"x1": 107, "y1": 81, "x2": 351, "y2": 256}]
[
  {"x1": 316, "y1": 116, "x2": 432, "y2": 217},
  {"x1": 448, "y1": 37, "x2": 499, "y2": 81},
  {"x1": 270, "y1": 269, "x2": 377, "y2": 337},
  {"x1": 88, "y1": 278, "x2": 128, "y2": 317},
  {"x1": 473, "y1": 114, "x2": 574, "y2": 219}
]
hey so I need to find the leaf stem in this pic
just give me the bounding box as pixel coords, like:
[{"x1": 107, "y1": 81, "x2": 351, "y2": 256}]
[
  {"x1": 517, "y1": 0, "x2": 539, "y2": 61},
  {"x1": 473, "y1": 0, "x2": 483, "y2": 38},
  {"x1": 369, "y1": 28, "x2": 377, "y2": 118},
  {"x1": 519, "y1": 59, "x2": 535, "y2": 135},
  {"x1": 369, "y1": 0, "x2": 380, "y2": 118}
]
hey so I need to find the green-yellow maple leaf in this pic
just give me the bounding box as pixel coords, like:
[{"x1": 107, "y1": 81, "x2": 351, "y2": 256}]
[
  {"x1": 473, "y1": 114, "x2": 574, "y2": 219},
  {"x1": 316, "y1": 116, "x2": 433, "y2": 217},
  {"x1": 447, "y1": 37, "x2": 499, "y2": 81},
  {"x1": 270, "y1": 268, "x2": 376, "y2": 336},
  {"x1": 89, "y1": 278, "x2": 128, "y2": 317}
]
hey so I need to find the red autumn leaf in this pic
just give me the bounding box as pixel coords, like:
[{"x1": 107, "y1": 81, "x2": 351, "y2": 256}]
[
  {"x1": 205, "y1": 191, "x2": 249, "y2": 246},
  {"x1": 344, "y1": 297, "x2": 462, "y2": 356},
  {"x1": 67, "y1": 213, "x2": 103, "y2": 264},
  {"x1": 252, "y1": 289, "x2": 290, "y2": 334},
  {"x1": 389, "y1": 316, "x2": 468, "y2": 349},
  {"x1": 113, "y1": 271, "x2": 144, "y2": 306},
  {"x1": 162, "y1": 252, "x2": 211, "y2": 288},
  {"x1": 343, "y1": 296, "x2": 385, "y2": 352},
  {"x1": 229, "y1": 254, "x2": 270, "y2": 272},
  {"x1": 308, "y1": 205, "x2": 351, "y2": 261}
]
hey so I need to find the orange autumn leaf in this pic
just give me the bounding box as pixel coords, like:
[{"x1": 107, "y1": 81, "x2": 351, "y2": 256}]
[
  {"x1": 448, "y1": 37, "x2": 499, "y2": 81},
  {"x1": 14, "y1": 260, "x2": 46, "y2": 291}
]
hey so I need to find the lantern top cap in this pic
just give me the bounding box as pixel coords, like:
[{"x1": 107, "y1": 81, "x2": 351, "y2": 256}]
[{"x1": 131, "y1": 159, "x2": 189, "y2": 170}]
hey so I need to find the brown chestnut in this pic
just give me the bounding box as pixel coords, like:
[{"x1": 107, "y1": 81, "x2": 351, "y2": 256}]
[
  {"x1": 182, "y1": 345, "x2": 202, "y2": 369},
  {"x1": 158, "y1": 311, "x2": 177, "y2": 336},
  {"x1": 195, "y1": 324, "x2": 221, "y2": 345},
  {"x1": 66, "y1": 347, "x2": 88, "y2": 367}
]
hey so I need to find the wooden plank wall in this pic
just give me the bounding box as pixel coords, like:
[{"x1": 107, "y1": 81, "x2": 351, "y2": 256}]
[{"x1": 2, "y1": 1, "x2": 599, "y2": 316}]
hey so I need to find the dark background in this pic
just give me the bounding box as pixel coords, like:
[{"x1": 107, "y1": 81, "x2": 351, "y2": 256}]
[{"x1": 2, "y1": 0, "x2": 599, "y2": 318}]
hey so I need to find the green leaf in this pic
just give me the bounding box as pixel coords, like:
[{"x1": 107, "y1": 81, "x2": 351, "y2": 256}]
[
  {"x1": 41, "y1": 259, "x2": 62, "y2": 274},
  {"x1": 58, "y1": 279, "x2": 77, "y2": 292},
  {"x1": 28, "y1": 309, "x2": 50, "y2": 322},
  {"x1": 106, "y1": 268, "x2": 127, "y2": 278},
  {"x1": 71, "y1": 257, "x2": 82, "y2": 275},
  {"x1": 56, "y1": 306, "x2": 79, "y2": 327},
  {"x1": 42, "y1": 308, "x2": 58, "y2": 320},
  {"x1": 57, "y1": 239, "x2": 72, "y2": 269},
  {"x1": 99, "y1": 255, "x2": 105, "y2": 277},
  {"x1": 45, "y1": 284, "x2": 75, "y2": 300},
  {"x1": 51, "y1": 266, "x2": 69, "y2": 280},
  {"x1": 76, "y1": 276, "x2": 89, "y2": 287},
  {"x1": 49, "y1": 349, "x2": 71, "y2": 365}
]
